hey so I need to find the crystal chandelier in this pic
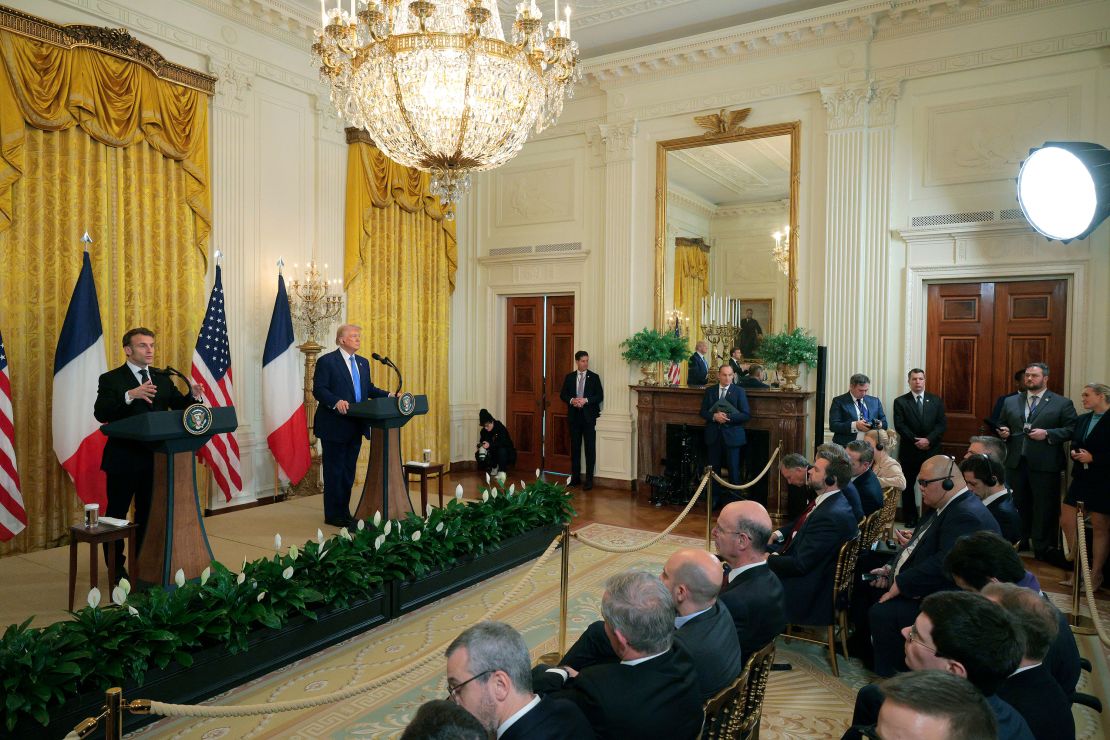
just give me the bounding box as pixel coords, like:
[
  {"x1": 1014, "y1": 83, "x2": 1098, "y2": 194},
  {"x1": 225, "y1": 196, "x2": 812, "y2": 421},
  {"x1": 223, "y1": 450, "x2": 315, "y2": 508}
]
[
  {"x1": 771, "y1": 225, "x2": 792, "y2": 276},
  {"x1": 313, "y1": 0, "x2": 580, "y2": 214}
]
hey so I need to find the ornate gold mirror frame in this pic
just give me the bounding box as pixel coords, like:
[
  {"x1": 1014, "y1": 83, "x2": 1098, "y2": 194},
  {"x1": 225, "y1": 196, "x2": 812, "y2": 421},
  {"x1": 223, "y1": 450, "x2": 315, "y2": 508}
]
[{"x1": 654, "y1": 112, "x2": 800, "y2": 332}]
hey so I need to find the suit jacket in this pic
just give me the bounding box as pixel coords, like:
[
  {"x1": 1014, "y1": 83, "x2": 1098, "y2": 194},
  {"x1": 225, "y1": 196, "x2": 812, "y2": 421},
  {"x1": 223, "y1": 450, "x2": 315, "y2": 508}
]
[
  {"x1": 1069, "y1": 410, "x2": 1109, "y2": 499},
  {"x1": 892, "y1": 489, "x2": 1001, "y2": 599},
  {"x1": 768, "y1": 492, "x2": 859, "y2": 625},
  {"x1": 500, "y1": 696, "x2": 596, "y2": 740},
  {"x1": 719, "y1": 562, "x2": 787, "y2": 657},
  {"x1": 996, "y1": 664, "x2": 1074, "y2": 740},
  {"x1": 997, "y1": 390, "x2": 1077, "y2": 472},
  {"x1": 1045, "y1": 597, "x2": 1081, "y2": 695},
  {"x1": 728, "y1": 358, "x2": 749, "y2": 377},
  {"x1": 535, "y1": 647, "x2": 703, "y2": 740},
  {"x1": 312, "y1": 349, "x2": 388, "y2": 442},
  {"x1": 700, "y1": 384, "x2": 752, "y2": 448},
  {"x1": 892, "y1": 391, "x2": 947, "y2": 463},
  {"x1": 986, "y1": 492, "x2": 1022, "y2": 545},
  {"x1": 674, "y1": 601, "x2": 743, "y2": 700},
  {"x1": 94, "y1": 364, "x2": 195, "y2": 474},
  {"x1": 829, "y1": 392, "x2": 888, "y2": 446},
  {"x1": 687, "y1": 352, "x2": 709, "y2": 386},
  {"x1": 841, "y1": 481, "x2": 865, "y2": 522},
  {"x1": 560, "y1": 370, "x2": 603, "y2": 424},
  {"x1": 852, "y1": 468, "x2": 884, "y2": 516},
  {"x1": 737, "y1": 376, "x2": 770, "y2": 389}
]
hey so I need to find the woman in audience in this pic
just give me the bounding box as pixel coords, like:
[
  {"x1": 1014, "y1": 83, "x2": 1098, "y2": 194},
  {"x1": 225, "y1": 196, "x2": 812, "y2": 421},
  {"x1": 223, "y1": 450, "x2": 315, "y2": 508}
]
[
  {"x1": 864, "y1": 428, "x2": 906, "y2": 492},
  {"x1": 1059, "y1": 382, "x2": 1110, "y2": 591}
]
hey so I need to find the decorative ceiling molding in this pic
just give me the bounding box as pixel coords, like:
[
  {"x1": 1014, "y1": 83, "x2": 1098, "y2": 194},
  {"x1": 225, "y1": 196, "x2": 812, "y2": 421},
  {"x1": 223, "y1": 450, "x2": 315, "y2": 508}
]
[
  {"x1": 581, "y1": 0, "x2": 1086, "y2": 86},
  {"x1": 667, "y1": 185, "x2": 716, "y2": 220},
  {"x1": 0, "y1": 4, "x2": 217, "y2": 93},
  {"x1": 715, "y1": 199, "x2": 789, "y2": 219}
]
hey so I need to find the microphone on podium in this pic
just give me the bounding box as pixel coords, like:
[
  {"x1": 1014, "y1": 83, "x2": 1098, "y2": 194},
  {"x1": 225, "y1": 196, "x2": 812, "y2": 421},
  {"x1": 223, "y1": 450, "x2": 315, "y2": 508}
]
[{"x1": 371, "y1": 353, "x2": 403, "y2": 394}]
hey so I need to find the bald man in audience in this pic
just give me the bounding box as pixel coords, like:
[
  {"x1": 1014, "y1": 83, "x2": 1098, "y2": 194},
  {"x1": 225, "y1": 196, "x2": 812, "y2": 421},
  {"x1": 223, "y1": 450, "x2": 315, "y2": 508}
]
[
  {"x1": 858, "y1": 455, "x2": 1000, "y2": 676},
  {"x1": 558, "y1": 548, "x2": 741, "y2": 700},
  {"x1": 713, "y1": 500, "x2": 787, "y2": 656}
]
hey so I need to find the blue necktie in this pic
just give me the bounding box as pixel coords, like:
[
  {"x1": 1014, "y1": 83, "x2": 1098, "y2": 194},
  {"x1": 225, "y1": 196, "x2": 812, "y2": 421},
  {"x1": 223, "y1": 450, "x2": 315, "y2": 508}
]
[{"x1": 350, "y1": 356, "x2": 362, "y2": 403}]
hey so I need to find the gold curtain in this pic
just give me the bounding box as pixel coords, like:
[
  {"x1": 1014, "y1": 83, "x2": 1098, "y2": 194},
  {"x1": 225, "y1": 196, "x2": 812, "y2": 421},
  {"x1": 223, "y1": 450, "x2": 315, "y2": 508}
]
[
  {"x1": 0, "y1": 29, "x2": 209, "y2": 555},
  {"x1": 344, "y1": 137, "x2": 457, "y2": 475},
  {"x1": 674, "y1": 240, "x2": 709, "y2": 349}
]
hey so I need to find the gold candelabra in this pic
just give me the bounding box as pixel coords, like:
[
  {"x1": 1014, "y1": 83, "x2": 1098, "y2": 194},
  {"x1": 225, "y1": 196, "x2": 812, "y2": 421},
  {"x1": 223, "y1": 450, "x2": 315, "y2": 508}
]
[
  {"x1": 699, "y1": 322, "x2": 740, "y2": 384},
  {"x1": 288, "y1": 260, "x2": 344, "y2": 497}
]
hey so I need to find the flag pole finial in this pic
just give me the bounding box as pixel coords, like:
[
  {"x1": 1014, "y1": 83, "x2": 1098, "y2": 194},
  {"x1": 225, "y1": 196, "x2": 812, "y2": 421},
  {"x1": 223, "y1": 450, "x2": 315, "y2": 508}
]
[
  {"x1": 214, "y1": 249, "x2": 223, "y2": 267},
  {"x1": 277, "y1": 257, "x2": 284, "y2": 275},
  {"x1": 81, "y1": 232, "x2": 93, "y2": 251}
]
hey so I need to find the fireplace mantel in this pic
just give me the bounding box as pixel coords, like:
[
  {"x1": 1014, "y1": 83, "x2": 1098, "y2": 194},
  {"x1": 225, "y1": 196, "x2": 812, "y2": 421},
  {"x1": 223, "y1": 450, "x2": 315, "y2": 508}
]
[{"x1": 632, "y1": 385, "x2": 812, "y2": 521}]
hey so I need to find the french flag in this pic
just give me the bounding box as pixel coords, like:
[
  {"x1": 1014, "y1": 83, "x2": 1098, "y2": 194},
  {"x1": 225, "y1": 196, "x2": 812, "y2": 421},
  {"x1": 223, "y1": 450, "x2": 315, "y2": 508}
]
[
  {"x1": 52, "y1": 251, "x2": 108, "y2": 508},
  {"x1": 262, "y1": 274, "x2": 310, "y2": 485}
]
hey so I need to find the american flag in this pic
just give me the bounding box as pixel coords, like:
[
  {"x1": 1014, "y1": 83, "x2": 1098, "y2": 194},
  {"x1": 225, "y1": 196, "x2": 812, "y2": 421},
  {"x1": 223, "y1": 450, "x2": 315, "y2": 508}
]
[
  {"x1": 667, "y1": 361, "x2": 681, "y2": 386},
  {"x1": 191, "y1": 265, "x2": 241, "y2": 501},
  {"x1": 0, "y1": 328, "x2": 26, "y2": 541}
]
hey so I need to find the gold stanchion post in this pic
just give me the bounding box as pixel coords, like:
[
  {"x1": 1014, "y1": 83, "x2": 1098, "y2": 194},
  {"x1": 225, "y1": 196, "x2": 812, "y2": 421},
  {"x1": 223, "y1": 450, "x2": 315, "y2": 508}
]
[
  {"x1": 104, "y1": 687, "x2": 123, "y2": 740},
  {"x1": 705, "y1": 466, "x2": 713, "y2": 551},
  {"x1": 558, "y1": 525, "x2": 570, "y2": 656},
  {"x1": 1070, "y1": 501, "x2": 1097, "y2": 635}
]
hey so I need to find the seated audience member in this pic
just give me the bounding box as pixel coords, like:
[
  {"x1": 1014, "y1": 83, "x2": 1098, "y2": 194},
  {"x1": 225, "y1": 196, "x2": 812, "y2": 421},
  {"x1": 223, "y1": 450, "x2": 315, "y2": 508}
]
[
  {"x1": 865, "y1": 428, "x2": 907, "y2": 493},
  {"x1": 860, "y1": 455, "x2": 1001, "y2": 676},
  {"x1": 817, "y1": 443, "x2": 864, "y2": 522},
  {"x1": 779, "y1": 452, "x2": 812, "y2": 520},
  {"x1": 475, "y1": 408, "x2": 516, "y2": 475},
  {"x1": 767, "y1": 452, "x2": 859, "y2": 626},
  {"x1": 737, "y1": 364, "x2": 770, "y2": 389},
  {"x1": 559, "y1": 548, "x2": 741, "y2": 700},
  {"x1": 533, "y1": 571, "x2": 703, "y2": 740},
  {"x1": 445, "y1": 621, "x2": 594, "y2": 739},
  {"x1": 983, "y1": 583, "x2": 1075, "y2": 740},
  {"x1": 1060, "y1": 382, "x2": 1110, "y2": 592},
  {"x1": 713, "y1": 500, "x2": 787, "y2": 656},
  {"x1": 944, "y1": 531, "x2": 1081, "y2": 696},
  {"x1": 960, "y1": 454, "x2": 1021, "y2": 545},
  {"x1": 850, "y1": 591, "x2": 1032, "y2": 740},
  {"x1": 687, "y1": 340, "x2": 710, "y2": 386},
  {"x1": 965, "y1": 434, "x2": 1007, "y2": 464},
  {"x1": 846, "y1": 440, "x2": 884, "y2": 516},
  {"x1": 401, "y1": 699, "x2": 488, "y2": 740},
  {"x1": 873, "y1": 670, "x2": 997, "y2": 740}
]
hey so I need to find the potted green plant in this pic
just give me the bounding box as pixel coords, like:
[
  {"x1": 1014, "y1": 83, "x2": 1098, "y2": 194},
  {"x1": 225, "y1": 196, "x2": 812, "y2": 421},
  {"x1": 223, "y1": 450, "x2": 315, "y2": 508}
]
[
  {"x1": 758, "y1": 327, "x2": 818, "y2": 390},
  {"x1": 619, "y1": 328, "x2": 688, "y2": 385}
]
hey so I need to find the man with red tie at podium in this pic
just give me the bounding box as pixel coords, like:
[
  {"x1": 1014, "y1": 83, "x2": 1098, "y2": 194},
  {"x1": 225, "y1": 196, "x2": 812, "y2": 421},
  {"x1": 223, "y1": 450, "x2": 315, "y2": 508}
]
[
  {"x1": 94, "y1": 328, "x2": 203, "y2": 575},
  {"x1": 313, "y1": 324, "x2": 392, "y2": 527}
]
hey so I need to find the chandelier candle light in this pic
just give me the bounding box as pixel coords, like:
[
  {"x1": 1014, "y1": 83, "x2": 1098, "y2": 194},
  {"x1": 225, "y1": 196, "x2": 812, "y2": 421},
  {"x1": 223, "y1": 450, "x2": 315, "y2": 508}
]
[
  {"x1": 771, "y1": 225, "x2": 791, "y2": 276},
  {"x1": 313, "y1": 0, "x2": 581, "y2": 214}
]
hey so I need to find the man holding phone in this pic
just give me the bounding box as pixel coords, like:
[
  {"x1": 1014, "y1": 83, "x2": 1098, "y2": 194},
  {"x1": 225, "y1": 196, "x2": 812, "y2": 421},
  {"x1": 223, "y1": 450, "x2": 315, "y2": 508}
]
[{"x1": 994, "y1": 363, "x2": 1077, "y2": 563}]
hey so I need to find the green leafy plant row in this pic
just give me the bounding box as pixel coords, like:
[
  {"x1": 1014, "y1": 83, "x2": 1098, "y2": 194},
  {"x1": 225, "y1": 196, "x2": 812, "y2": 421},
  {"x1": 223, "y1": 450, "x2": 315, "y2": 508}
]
[
  {"x1": 0, "y1": 476, "x2": 574, "y2": 732},
  {"x1": 619, "y1": 327, "x2": 689, "y2": 364}
]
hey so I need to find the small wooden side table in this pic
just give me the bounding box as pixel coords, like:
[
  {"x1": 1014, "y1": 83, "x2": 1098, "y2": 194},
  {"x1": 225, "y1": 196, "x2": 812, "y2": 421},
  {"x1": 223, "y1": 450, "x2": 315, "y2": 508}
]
[
  {"x1": 403, "y1": 462, "x2": 446, "y2": 515},
  {"x1": 69, "y1": 523, "x2": 137, "y2": 610}
]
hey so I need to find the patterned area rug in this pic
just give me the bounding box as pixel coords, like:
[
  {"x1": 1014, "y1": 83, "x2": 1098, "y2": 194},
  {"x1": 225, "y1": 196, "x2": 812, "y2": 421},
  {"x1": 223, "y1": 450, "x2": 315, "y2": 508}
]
[{"x1": 131, "y1": 524, "x2": 1106, "y2": 739}]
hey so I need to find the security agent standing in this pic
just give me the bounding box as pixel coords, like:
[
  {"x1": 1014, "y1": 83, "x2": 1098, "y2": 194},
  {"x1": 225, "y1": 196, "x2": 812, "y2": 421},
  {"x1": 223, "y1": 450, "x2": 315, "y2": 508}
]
[
  {"x1": 700, "y1": 364, "x2": 751, "y2": 508},
  {"x1": 560, "y1": 351, "x2": 603, "y2": 490},
  {"x1": 94, "y1": 327, "x2": 204, "y2": 574}
]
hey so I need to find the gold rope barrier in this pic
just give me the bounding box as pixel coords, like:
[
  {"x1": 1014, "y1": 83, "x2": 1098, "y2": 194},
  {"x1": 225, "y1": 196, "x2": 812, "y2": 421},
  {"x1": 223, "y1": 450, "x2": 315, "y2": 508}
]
[
  {"x1": 709, "y1": 443, "x2": 782, "y2": 489},
  {"x1": 65, "y1": 529, "x2": 566, "y2": 733},
  {"x1": 1073, "y1": 503, "x2": 1110, "y2": 647}
]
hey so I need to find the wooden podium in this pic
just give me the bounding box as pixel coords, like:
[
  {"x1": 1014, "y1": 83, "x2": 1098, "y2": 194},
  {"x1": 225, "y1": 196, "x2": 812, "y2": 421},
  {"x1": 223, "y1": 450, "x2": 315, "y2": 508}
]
[
  {"x1": 349, "y1": 395, "x2": 428, "y2": 521},
  {"x1": 100, "y1": 407, "x2": 238, "y2": 588}
]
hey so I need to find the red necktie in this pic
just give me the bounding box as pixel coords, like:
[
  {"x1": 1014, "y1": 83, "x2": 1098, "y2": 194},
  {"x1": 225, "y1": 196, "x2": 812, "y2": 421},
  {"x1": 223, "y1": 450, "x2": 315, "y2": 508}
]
[{"x1": 783, "y1": 499, "x2": 816, "y2": 551}]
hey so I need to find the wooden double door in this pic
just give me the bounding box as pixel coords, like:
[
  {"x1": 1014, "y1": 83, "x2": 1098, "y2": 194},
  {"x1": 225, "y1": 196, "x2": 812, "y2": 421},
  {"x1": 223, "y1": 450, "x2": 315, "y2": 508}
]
[
  {"x1": 926, "y1": 279, "x2": 1067, "y2": 459},
  {"x1": 505, "y1": 295, "x2": 575, "y2": 475}
]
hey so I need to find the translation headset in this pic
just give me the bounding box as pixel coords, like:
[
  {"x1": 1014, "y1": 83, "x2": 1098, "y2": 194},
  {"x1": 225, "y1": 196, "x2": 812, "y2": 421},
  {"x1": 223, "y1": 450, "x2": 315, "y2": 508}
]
[
  {"x1": 873, "y1": 429, "x2": 887, "y2": 452},
  {"x1": 976, "y1": 453, "x2": 998, "y2": 487},
  {"x1": 806, "y1": 463, "x2": 837, "y2": 488},
  {"x1": 939, "y1": 456, "x2": 956, "y2": 491}
]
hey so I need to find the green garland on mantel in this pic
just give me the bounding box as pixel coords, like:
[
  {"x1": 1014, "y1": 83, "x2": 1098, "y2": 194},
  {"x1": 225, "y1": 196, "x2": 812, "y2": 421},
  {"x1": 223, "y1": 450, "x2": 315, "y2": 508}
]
[
  {"x1": 758, "y1": 327, "x2": 819, "y2": 367},
  {"x1": 0, "y1": 477, "x2": 574, "y2": 732}
]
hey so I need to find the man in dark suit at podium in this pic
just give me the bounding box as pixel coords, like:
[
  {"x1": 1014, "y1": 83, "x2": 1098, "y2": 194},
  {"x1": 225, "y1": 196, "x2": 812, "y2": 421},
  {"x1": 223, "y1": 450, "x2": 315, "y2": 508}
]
[
  {"x1": 94, "y1": 328, "x2": 202, "y2": 574},
  {"x1": 560, "y1": 351, "x2": 603, "y2": 490},
  {"x1": 700, "y1": 364, "x2": 751, "y2": 508},
  {"x1": 313, "y1": 324, "x2": 390, "y2": 527}
]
